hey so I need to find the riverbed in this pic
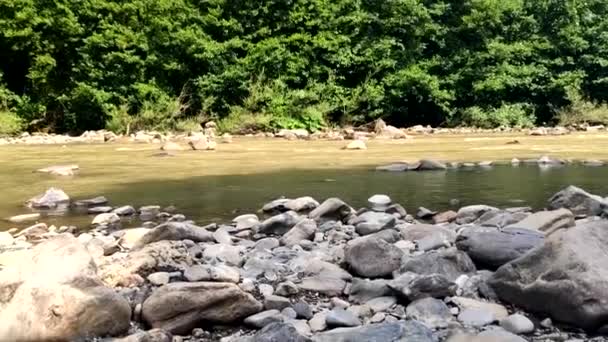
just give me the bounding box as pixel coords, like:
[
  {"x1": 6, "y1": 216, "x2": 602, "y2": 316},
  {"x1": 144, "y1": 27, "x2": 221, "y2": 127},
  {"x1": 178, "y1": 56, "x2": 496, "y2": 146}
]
[{"x1": 1, "y1": 133, "x2": 607, "y2": 229}]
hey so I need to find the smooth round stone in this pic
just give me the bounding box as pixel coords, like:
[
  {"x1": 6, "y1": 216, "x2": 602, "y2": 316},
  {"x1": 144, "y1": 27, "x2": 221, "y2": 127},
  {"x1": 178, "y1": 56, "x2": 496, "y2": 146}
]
[
  {"x1": 458, "y1": 308, "x2": 495, "y2": 327},
  {"x1": 500, "y1": 314, "x2": 535, "y2": 334},
  {"x1": 368, "y1": 194, "x2": 392, "y2": 212}
]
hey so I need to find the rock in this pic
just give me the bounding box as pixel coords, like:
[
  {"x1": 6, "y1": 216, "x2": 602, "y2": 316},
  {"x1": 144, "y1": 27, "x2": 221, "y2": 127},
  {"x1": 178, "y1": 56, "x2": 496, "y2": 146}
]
[
  {"x1": 132, "y1": 222, "x2": 214, "y2": 249},
  {"x1": 161, "y1": 142, "x2": 184, "y2": 151},
  {"x1": 448, "y1": 329, "x2": 527, "y2": 342},
  {"x1": 478, "y1": 211, "x2": 528, "y2": 228},
  {"x1": 142, "y1": 282, "x2": 262, "y2": 334},
  {"x1": 406, "y1": 297, "x2": 452, "y2": 329},
  {"x1": 14, "y1": 223, "x2": 48, "y2": 240},
  {"x1": 203, "y1": 244, "x2": 244, "y2": 266},
  {"x1": 505, "y1": 208, "x2": 574, "y2": 235},
  {"x1": 413, "y1": 159, "x2": 447, "y2": 171},
  {"x1": 283, "y1": 307, "x2": 298, "y2": 319},
  {"x1": 276, "y1": 281, "x2": 299, "y2": 296},
  {"x1": 148, "y1": 271, "x2": 171, "y2": 285},
  {"x1": 432, "y1": 210, "x2": 458, "y2": 224},
  {"x1": 397, "y1": 247, "x2": 476, "y2": 281},
  {"x1": 456, "y1": 226, "x2": 544, "y2": 269},
  {"x1": 331, "y1": 297, "x2": 350, "y2": 309},
  {"x1": 113, "y1": 205, "x2": 136, "y2": 216},
  {"x1": 73, "y1": 196, "x2": 109, "y2": 207},
  {"x1": 255, "y1": 237, "x2": 280, "y2": 251},
  {"x1": 92, "y1": 212, "x2": 121, "y2": 225},
  {"x1": 0, "y1": 232, "x2": 14, "y2": 246},
  {"x1": 109, "y1": 329, "x2": 173, "y2": 342},
  {"x1": 326, "y1": 309, "x2": 361, "y2": 327},
  {"x1": 352, "y1": 211, "x2": 396, "y2": 235},
  {"x1": 244, "y1": 310, "x2": 284, "y2": 328},
  {"x1": 26, "y1": 187, "x2": 70, "y2": 209},
  {"x1": 0, "y1": 235, "x2": 131, "y2": 341},
  {"x1": 234, "y1": 214, "x2": 260, "y2": 231},
  {"x1": 118, "y1": 227, "x2": 151, "y2": 249},
  {"x1": 213, "y1": 226, "x2": 233, "y2": 244},
  {"x1": 416, "y1": 207, "x2": 437, "y2": 219},
  {"x1": 88, "y1": 206, "x2": 114, "y2": 214},
  {"x1": 389, "y1": 273, "x2": 456, "y2": 301},
  {"x1": 500, "y1": 314, "x2": 535, "y2": 334},
  {"x1": 260, "y1": 197, "x2": 320, "y2": 213},
  {"x1": 547, "y1": 185, "x2": 607, "y2": 217},
  {"x1": 36, "y1": 164, "x2": 79, "y2": 176},
  {"x1": 450, "y1": 297, "x2": 508, "y2": 321},
  {"x1": 139, "y1": 205, "x2": 161, "y2": 219},
  {"x1": 368, "y1": 194, "x2": 392, "y2": 212},
  {"x1": 489, "y1": 220, "x2": 608, "y2": 330},
  {"x1": 365, "y1": 296, "x2": 397, "y2": 313},
  {"x1": 538, "y1": 155, "x2": 565, "y2": 165},
  {"x1": 189, "y1": 138, "x2": 216, "y2": 151},
  {"x1": 258, "y1": 284, "x2": 274, "y2": 297},
  {"x1": 256, "y1": 211, "x2": 301, "y2": 235},
  {"x1": 7, "y1": 213, "x2": 41, "y2": 223},
  {"x1": 281, "y1": 219, "x2": 317, "y2": 246},
  {"x1": 344, "y1": 236, "x2": 403, "y2": 278},
  {"x1": 309, "y1": 312, "x2": 327, "y2": 332},
  {"x1": 376, "y1": 163, "x2": 409, "y2": 172},
  {"x1": 252, "y1": 322, "x2": 311, "y2": 342},
  {"x1": 294, "y1": 302, "x2": 313, "y2": 320},
  {"x1": 183, "y1": 264, "x2": 240, "y2": 283},
  {"x1": 343, "y1": 140, "x2": 367, "y2": 150},
  {"x1": 264, "y1": 295, "x2": 292, "y2": 311},
  {"x1": 400, "y1": 224, "x2": 455, "y2": 242},
  {"x1": 313, "y1": 321, "x2": 435, "y2": 342},
  {"x1": 348, "y1": 278, "x2": 392, "y2": 303},
  {"x1": 456, "y1": 205, "x2": 499, "y2": 224},
  {"x1": 309, "y1": 198, "x2": 354, "y2": 223},
  {"x1": 458, "y1": 308, "x2": 495, "y2": 327},
  {"x1": 299, "y1": 276, "x2": 347, "y2": 296}
]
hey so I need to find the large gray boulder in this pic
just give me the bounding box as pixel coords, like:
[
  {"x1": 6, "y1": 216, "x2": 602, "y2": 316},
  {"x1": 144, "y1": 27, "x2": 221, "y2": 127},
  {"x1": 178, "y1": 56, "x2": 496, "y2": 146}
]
[
  {"x1": 489, "y1": 220, "x2": 608, "y2": 330},
  {"x1": 505, "y1": 208, "x2": 574, "y2": 235},
  {"x1": 547, "y1": 185, "x2": 608, "y2": 217},
  {"x1": 0, "y1": 235, "x2": 131, "y2": 341},
  {"x1": 142, "y1": 282, "x2": 262, "y2": 334},
  {"x1": 132, "y1": 222, "x2": 214, "y2": 249},
  {"x1": 397, "y1": 247, "x2": 476, "y2": 281},
  {"x1": 456, "y1": 227, "x2": 544, "y2": 269},
  {"x1": 345, "y1": 237, "x2": 404, "y2": 278},
  {"x1": 313, "y1": 321, "x2": 436, "y2": 342}
]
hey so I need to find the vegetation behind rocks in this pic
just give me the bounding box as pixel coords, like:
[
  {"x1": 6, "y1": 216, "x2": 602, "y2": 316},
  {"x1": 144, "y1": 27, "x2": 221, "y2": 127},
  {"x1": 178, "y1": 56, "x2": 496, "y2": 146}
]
[{"x1": 1, "y1": 0, "x2": 608, "y2": 134}]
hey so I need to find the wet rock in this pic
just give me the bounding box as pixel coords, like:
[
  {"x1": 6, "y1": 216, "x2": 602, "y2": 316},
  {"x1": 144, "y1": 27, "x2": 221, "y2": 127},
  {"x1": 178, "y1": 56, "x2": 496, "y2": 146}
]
[
  {"x1": 345, "y1": 236, "x2": 403, "y2": 278},
  {"x1": 309, "y1": 198, "x2": 354, "y2": 223},
  {"x1": 478, "y1": 211, "x2": 528, "y2": 228},
  {"x1": 88, "y1": 206, "x2": 114, "y2": 214},
  {"x1": 36, "y1": 164, "x2": 79, "y2": 176},
  {"x1": 456, "y1": 226, "x2": 544, "y2": 269},
  {"x1": 458, "y1": 308, "x2": 495, "y2": 327},
  {"x1": 183, "y1": 264, "x2": 240, "y2": 283},
  {"x1": 26, "y1": 187, "x2": 70, "y2": 209},
  {"x1": 538, "y1": 155, "x2": 565, "y2": 165},
  {"x1": 376, "y1": 163, "x2": 409, "y2": 172},
  {"x1": 326, "y1": 309, "x2": 361, "y2": 327},
  {"x1": 489, "y1": 220, "x2": 608, "y2": 330},
  {"x1": 547, "y1": 185, "x2": 608, "y2": 217},
  {"x1": 142, "y1": 282, "x2": 262, "y2": 334},
  {"x1": 500, "y1": 314, "x2": 535, "y2": 334},
  {"x1": 353, "y1": 211, "x2": 396, "y2": 235},
  {"x1": 397, "y1": 247, "x2": 476, "y2": 281},
  {"x1": 416, "y1": 207, "x2": 437, "y2": 219},
  {"x1": 252, "y1": 322, "x2": 311, "y2": 342},
  {"x1": 256, "y1": 211, "x2": 301, "y2": 235},
  {"x1": 344, "y1": 140, "x2": 367, "y2": 150},
  {"x1": 389, "y1": 273, "x2": 456, "y2": 301},
  {"x1": 314, "y1": 321, "x2": 435, "y2": 342},
  {"x1": 281, "y1": 219, "x2": 317, "y2": 246},
  {"x1": 0, "y1": 235, "x2": 131, "y2": 341},
  {"x1": 111, "y1": 205, "x2": 135, "y2": 216},
  {"x1": 73, "y1": 196, "x2": 109, "y2": 207},
  {"x1": 368, "y1": 194, "x2": 392, "y2": 212},
  {"x1": 7, "y1": 213, "x2": 40, "y2": 223},
  {"x1": 244, "y1": 310, "x2": 284, "y2": 328},
  {"x1": 92, "y1": 213, "x2": 121, "y2": 225},
  {"x1": 132, "y1": 222, "x2": 214, "y2": 249},
  {"x1": 406, "y1": 297, "x2": 452, "y2": 329},
  {"x1": 348, "y1": 278, "x2": 392, "y2": 303},
  {"x1": 505, "y1": 208, "x2": 574, "y2": 235},
  {"x1": 456, "y1": 205, "x2": 499, "y2": 224},
  {"x1": 161, "y1": 142, "x2": 184, "y2": 151},
  {"x1": 414, "y1": 159, "x2": 447, "y2": 171}
]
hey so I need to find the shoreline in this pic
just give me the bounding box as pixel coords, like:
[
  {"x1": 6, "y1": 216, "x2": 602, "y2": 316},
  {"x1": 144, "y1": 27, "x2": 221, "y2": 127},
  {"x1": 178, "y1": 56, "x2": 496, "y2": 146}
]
[{"x1": 1, "y1": 186, "x2": 607, "y2": 341}]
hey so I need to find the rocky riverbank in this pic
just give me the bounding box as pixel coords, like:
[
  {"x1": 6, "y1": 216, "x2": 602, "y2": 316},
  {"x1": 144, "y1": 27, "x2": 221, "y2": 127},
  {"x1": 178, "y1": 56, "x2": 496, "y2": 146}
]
[
  {"x1": 0, "y1": 119, "x2": 606, "y2": 146},
  {"x1": 1, "y1": 185, "x2": 608, "y2": 341}
]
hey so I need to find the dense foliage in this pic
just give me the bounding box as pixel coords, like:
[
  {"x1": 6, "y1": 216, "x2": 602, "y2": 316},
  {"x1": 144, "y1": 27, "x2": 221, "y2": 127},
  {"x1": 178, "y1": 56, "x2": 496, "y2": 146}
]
[{"x1": 1, "y1": 0, "x2": 608, "y2": 133}]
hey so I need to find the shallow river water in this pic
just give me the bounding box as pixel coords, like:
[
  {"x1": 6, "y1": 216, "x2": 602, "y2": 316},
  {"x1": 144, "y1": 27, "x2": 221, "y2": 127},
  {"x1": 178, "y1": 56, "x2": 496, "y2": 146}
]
[{"x1": 1, "y1": 135, "x2": 607, "y2": 230}]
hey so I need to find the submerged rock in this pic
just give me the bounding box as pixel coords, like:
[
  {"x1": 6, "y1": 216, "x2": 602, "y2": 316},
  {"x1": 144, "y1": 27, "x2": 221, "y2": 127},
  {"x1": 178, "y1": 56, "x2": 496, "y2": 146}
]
[{"x1": 26, "y1": 187, "x2": 70, "y2": 209}]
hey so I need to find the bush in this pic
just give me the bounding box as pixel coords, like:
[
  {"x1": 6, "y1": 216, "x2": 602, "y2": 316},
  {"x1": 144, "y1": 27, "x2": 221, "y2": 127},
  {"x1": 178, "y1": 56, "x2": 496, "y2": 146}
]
[
  {"x1": 0, "y1": 111, "x2": 23, "y2": 136},
  {"x1": 459, "y1": 103, "x2": 536, "y2": 128},
  {"x1": 557, "y1": 87, "x2": 608, "y2": 126}
]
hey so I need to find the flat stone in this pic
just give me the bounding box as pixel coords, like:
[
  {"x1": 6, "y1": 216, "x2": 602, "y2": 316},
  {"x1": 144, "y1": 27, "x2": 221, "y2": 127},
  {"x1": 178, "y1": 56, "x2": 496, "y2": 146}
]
[
  {"x1": 264, "y1": 295, "x2": 292, "y2": 311},
  {"x1": 183, "y1": 264, "x2": 240, "y2": 283},
  {"x1": 368, "y1": 194, "x2": 392, "y2": 212},
  {"x1": 458, "y1": 308, "x2": 495, "y2": 327},
  {"x1": 406, "y1": 297, "x2": 452, "y2": 329},
  {"x1": 8, "y1": 213, "x2": 41, "y2": 223},
  {"x1": 353, "y1": 211, "x2": 396, "y2": 235},
  {"x1": 113, "y1": 205, "x2": 136, "y2": 216},
  {"x1": 88, "y1": 206, "x2": 114, "y2": 214},
  {"x1": 450, "y1": 297, "x2": 508, "y2": 321},
  {"x1": 325, "y1": 309, "x2": 361, "y2": 327},
  {"x1": 299, "y1": 276, "x2": 346, "y2": 296},
  {"x1": 365, "y1": 296, "x2": 397, "y2": 313},
  {"x1": 244, "y1": 310, "x2": 284, "y2": 328},
  {"x1": 500, "y1": 314, "x2": 535, "y2": 334},
  {"x1": 92, "y1": 213, "x2": 120, "y2": 225},
  {"x1": 505, "y1": 208, "x2": 574, "y2": 235},
  {"x1": 314, "y1": 321, "x2": 435, "y2": 342}
]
